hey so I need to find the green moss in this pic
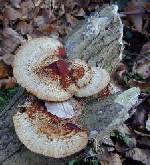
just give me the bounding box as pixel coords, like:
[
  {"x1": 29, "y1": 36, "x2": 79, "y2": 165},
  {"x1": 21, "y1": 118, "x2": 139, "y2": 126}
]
[{"x1": 0, "y1": 86, "x2": 19, "y2": 110}]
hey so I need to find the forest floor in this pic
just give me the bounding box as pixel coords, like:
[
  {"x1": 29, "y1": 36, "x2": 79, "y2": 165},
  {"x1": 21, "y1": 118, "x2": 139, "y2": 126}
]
[{"x1": 0, "y1": 0, "x2": 150, "y2": 164}]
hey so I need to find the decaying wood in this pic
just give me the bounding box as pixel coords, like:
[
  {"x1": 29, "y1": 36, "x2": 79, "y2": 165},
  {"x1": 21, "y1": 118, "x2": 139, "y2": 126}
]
[
  {"x1": 65, "y1": 5, "x2": 123, "y2": 73},
  {"x1": 0, "y1": 5, "x2": 137, "y2": 164}
]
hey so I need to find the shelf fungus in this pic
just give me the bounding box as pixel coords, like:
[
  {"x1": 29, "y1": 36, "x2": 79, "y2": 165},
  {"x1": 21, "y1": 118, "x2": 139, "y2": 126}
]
[
  {"x1": 13, "y1": 37, "x2": 112, "y2": 158},
  {"x1": 13, "y1": 100, "x2": 88, "y2": 158},
  {"x1": 13, "y1": 37, "x2": 110, "y2": 101}
]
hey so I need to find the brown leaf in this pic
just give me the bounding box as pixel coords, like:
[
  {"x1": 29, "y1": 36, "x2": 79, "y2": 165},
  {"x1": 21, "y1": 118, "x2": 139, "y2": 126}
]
[
  {"x1": 141, "y1": 42, "x2": 150, "y2": 54},
  {"x1": 40, "y1": 24, "x2": 58, "y2": 34},
  {"x1": 100, "y1": 154, "x2": 122, "y2": 165},
  {"x1": 3, "y1": 28, "x2": 24, "y2": 43},
  {"x1": 34, "y1": 16, "x2": 46, "y2": 28},
  {"x1": 0, "y1": 61, "x2": 10, "y2": 79},
  {"x1": 66, "y1": 14, "x2": 79, "y2": 27},
  {"x1": 5, "y1": 77, "x2": 17, "y2": 89},
  {"x1": 126, "y1": 0, "x2": 144, "y2": 32},
  {"x1": 1, "y1": 38, "x2": 18, "y2": 55},
  {"x1": 0, "y1": 28, "x2": 24, "y2": 59},
  {"x1": 16, "y1": 21, "x2": 33, "y2": 34},
  {"x1": 33, "y1": 0, "x2": 43, "y2": 7},
  {"x1": 76, "y1": 0, "x2": 90, "y2": 9},
  {"x1": 10, "y1": 0, "x2": 21, "y2": 8},
  {"x1": 144, "y1": 2, "x2": 150, "y2": 10},
  {"x1": 0, "y1": 77, "x2": 16, "y2": 89},
  {"x1": 128, "y1": 80, "x2": 150, "y2": 92},
  {"x1": 75, "y1": 8, "x2": 86, "y2": 17},
  {"x1": 64, "y1": 0, "x2": 78, "y2": 11},
  {"x1": 20, "y1": 0, "x2": 34, "y2": 19},
  {"x1": 2, "y1": 54, "x2": 15, "y2": 66},
  {"x1": 4, "y1": 7, "x2": 22, "y2": 20}
]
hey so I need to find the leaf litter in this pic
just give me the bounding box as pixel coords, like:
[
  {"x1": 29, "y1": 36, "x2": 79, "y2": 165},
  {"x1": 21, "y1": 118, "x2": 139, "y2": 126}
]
[{"x1": 0, "y1": 0, "x2": 150, "y2": 164}]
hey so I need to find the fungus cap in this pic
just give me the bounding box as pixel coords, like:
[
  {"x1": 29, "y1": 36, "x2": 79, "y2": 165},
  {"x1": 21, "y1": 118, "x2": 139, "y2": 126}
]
[
  {"x1": 75, "y1": 67, "x2": 110, "y2": 97},
  {"x1": 13, "y1": 100, "x2": 88, "y2": 158},
  {"x1": 70, "y1": 59, "x2": 93, "y2": 88},
  {"x1": 13, "y1": 37, "x2": 75, "y2": 102}
]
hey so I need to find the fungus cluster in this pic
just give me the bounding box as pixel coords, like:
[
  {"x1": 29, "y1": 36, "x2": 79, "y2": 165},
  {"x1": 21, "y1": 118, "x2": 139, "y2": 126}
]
[{"x1": 13, "y1": 37, "x2": 110, "y2": 158}]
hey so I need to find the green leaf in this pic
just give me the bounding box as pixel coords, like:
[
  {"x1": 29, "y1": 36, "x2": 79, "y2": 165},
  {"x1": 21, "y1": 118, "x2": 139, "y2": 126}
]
[{"x1": 0, "y1": 86, "x2": 19, "y2": 108}]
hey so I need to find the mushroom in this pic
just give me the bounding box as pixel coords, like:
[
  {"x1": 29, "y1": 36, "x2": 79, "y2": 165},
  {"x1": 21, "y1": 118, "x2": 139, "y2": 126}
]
[
  {"x1": 69, "y1": 59, "x2": 93, "y2": 88},
  {"x1": 13, "y1": 37, "x2": 110, "y2": 101},
  {"x1": 13, "y1": 37, "x2": 111, "y2": 158},
  {"x1": 13, "y1": 100, "x2": 88, "y2": 158},
  {"x1": 75, "y1": 67, "x2": 110, "y2": 97},
  {"x1": 13, "y1": 37, "x2": 78, "y2": 102}
]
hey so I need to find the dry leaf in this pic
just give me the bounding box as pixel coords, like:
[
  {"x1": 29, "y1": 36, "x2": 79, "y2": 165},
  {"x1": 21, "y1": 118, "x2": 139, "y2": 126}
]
[
  {"x1": 128, "y1": 80, "x2": 150, "y2": 91},
  {"x1": 66, "y1": 13, "x2": 79, "y2": 27},
  {"x1": 4, "y1": 6, "x2": 22, "y2": 20},
  {"x1": 40, "y1": 24, "x2": 59, "y2": 35},
  {"x1": 76, "y1": 0, "x2": 90, "y2": 9},
  {"x1": 126, "y1": 0, "x2": 144, "y2": 32},
  {"x1": 2, "y1": 54, "x2": 15, "y2": 66},
  {"x1": 0, "y1": 77, "x2": 16, "y2": 89},
  {"x1": 141, "y1": 42, "x2": 150, "y2": 54},
  {"x1": 5, "y1": 77, "x2": 17, "y2": 89},
  {"x1": 0, "y1": 61, "x2": 9, "y2": 79},
  {"x1": 75, "y1": 8, "x2": 85, "y2": 17},
  {"x1": 64, "y1": 0, "x2": 78, "y2": 11},
  {"x1": 16, "y1": 21, "x2": 33, "y2": 34},
  {"x1": 20, "y1": 0, "x2": 34, "y2": 19},
  {"x1": 34, "y1": 15, "x2": 46, "y2": 28},
  {"x1": 3, "y1": 28, "x2": 24, "y2": 43},
  {"x1": 100, "y1": 154, "x2": 122, "y2": 165},
  {"x1": 10, "y1": 0, "x2": 21, "y2": 8}
]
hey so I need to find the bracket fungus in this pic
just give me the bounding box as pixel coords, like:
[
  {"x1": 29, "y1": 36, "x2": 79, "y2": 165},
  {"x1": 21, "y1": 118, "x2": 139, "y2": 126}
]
[
  {"x1": 13, "y1": 37, "x2": 110, "y2": 102},
  {"x1": 13, "y1": 100, "x2": 88, "y2": 158},
  {"x1": 13, "y1": 37, "x2": 111, "y2": 158}
]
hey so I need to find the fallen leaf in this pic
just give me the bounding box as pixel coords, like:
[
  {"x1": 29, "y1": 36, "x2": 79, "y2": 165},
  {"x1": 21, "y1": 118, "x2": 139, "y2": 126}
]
[
  {"x1": 75, "y1": 8, "x2": 85, "y2": 17},
  {"x1": 76, "y1": 0, "x2": 90, "y2": 9},
  {"x1": 16, "y1": 21, "x2": 33, "y2": 34},
  {"x1": 4, "y1": 6, "x2": 22, "y2": 20},
  {"x1": 10, "y1": 0, "x2": 21, "y2": 8},
  {"x1": 128, "y1": 80, "x2": 150, "y2": 92},
  {"x1": 126, "y1": 0, "x2": 144, "y2": 32},
  {"x1": 141, "y1": 41, "x2": 150, "y2": 54},
  {"x1": 66, "y1": 13, "x2": 79, "y2": 27},
  {"x1": 0, "y1": 61, "x2": 9, "y2": 79},
  {"x1": 20, "y1": 0, "x2": 34, "y2": 19},
  {"x1": 3, "y1": 27, "x2": 24, "y2": 43},
  {"x1": 2, "y1": 54, "x2": 15, "y2": 66},
  {"x1": 5, "y1": 77, "x2": 17, "y2": 89},
  {"x1": 100, "y1": 153, "x2": 122, "y2": 165},
  {"x1": 40, "y1": 24, "x2": 59, "y2": 35},
  {"x1": 125, "y1": 148, "x2": 150, "y2": 164},
  {"x1": 34, "y1": 15, "x2": 46, "y2": 28}
]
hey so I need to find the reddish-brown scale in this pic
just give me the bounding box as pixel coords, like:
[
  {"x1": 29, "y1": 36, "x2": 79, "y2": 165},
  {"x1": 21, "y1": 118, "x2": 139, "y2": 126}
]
[
  {"x1": 25, "y1": 101, "x2": 83, "y2": 135},
  {"x1": 56, "y1": 60, "x2": 74, "y2": 89},
  {"x1": 39, "y1": 60, "x2": 87, "y2": 89},
  {"x1": 44, "y1": 62, "x2": 59, "y2": 75},
  {"x1": 56, "y1": 60, "x2": 70, "y2": 76},
  {"x1": 58, "y1": 47, "x2": 67, "y2": 58},
  {"x1": 65, "y1": 123, "x2": 81, "y2": 132},
  {"x1": 71, "y1": 67, "x2": 85, "y2": 81},
  {"x1": 99, "y1": 84, "x2": 111, "y2": 99}
]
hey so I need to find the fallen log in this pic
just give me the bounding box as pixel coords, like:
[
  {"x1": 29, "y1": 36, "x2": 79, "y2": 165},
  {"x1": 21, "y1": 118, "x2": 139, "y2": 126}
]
[{"x1": 0, "y1": 5, "x2": 140, "y2": 165}]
